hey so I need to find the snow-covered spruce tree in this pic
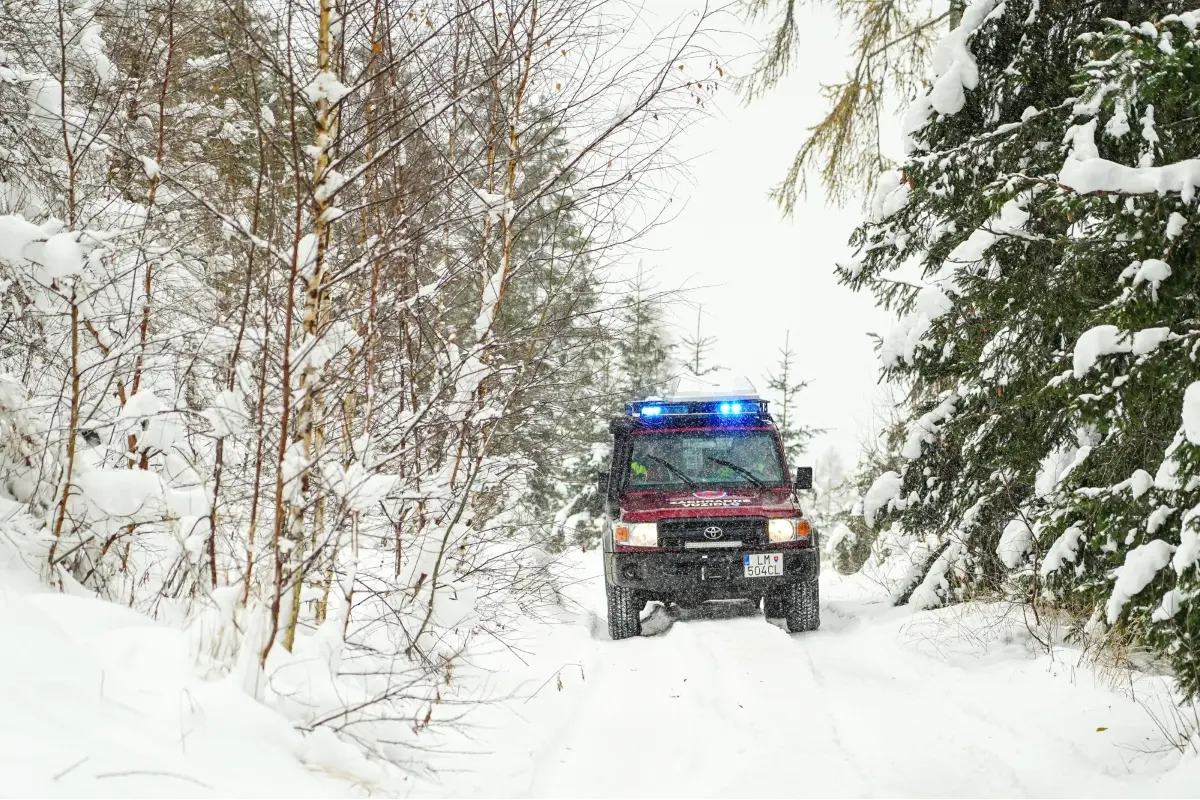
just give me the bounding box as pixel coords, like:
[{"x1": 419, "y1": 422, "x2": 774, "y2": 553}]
[
  {"x1": 616, "y1": 262, "x2": 677, "y2": 400},
  {"x1": 1025, "y1": 12, "x2": 1200, "y2": 698},
  {"x1": 840, "y1": 0, "x2": 1176, "y2": 609},
  {"x1": 832, "y1": 403, "x2": 909, "y2": 577},
  {"x1": 680, "y1": 305, "x2": 721, "y2": 378},
  {"x1": 765, "y1": 330, "x2": 821, "y2": 466},
  {"x1": 525, "y1": 264, "x2": 678, "y2": 553}
]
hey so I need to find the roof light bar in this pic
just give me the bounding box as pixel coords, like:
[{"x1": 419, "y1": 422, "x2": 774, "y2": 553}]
[{"x1": 625, "y1": 398, "x2": 766, "y2": 419}]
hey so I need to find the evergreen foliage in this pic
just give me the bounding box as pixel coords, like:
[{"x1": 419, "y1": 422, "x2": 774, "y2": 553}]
[
  {"x1": 841, "y1": 0, "x2": 1200, "y2": 698},
  {"x1": 680, "y1": 305, "x2": 721, "y2": 378},
  {"x1": 766, "y1": 331, "x2": 821, "y2": 465}
]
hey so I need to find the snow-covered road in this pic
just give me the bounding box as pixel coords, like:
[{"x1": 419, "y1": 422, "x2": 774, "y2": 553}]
[
  {"x1": 435, "y1": 559, "x2": 1199, "y2": 798},
  {"x1": 6, "y1": 534, "x2": 1195, "y2": 798}
]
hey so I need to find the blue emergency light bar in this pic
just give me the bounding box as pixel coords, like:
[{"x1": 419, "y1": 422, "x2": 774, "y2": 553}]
[{"x1": 625, "y1": 398, "x2": 767, "y2": 419}]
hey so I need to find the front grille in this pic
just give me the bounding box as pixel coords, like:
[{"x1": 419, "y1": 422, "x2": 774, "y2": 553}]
[{"x1": 658, "y1": 516, "x2": 767, "y2": 550}]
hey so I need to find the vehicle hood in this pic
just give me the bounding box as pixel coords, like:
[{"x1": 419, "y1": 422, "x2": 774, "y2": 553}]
[{"x1": 619, "y1": 488, "x2": 799, "y2": 522}]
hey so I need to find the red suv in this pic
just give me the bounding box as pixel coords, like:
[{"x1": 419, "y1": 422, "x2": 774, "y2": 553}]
[{"x1": 598, "y1": 395, "x2": 819, "y2": 639}]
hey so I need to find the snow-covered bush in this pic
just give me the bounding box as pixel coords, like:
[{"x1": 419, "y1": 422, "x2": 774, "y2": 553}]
[{"x1": 0, "y1": 0, "x2": 721, "y2": 768}]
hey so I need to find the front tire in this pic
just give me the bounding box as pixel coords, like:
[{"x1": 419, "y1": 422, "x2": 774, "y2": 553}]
[
  {"x1": 606, "y1": 582, "x2": 643, "y2": 640},
  {"x1": 783, "y1": 580, "x2": 820, "y2": 633},
  {"x1": 763, "y1": 593, "x2": 785, "y2": 619}
]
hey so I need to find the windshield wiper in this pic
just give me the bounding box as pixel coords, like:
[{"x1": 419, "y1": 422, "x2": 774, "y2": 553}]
[
  {"x1": 704, "y1": 455, "x2": 765, "y2": 488},
  {"x1": 641, "y1": 454, "x2": 698, "y2": 488}
]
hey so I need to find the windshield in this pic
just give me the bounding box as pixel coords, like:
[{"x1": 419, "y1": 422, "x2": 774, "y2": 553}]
[{"x1": 624, "y1": 429, "x2": 787, "y2": 490}]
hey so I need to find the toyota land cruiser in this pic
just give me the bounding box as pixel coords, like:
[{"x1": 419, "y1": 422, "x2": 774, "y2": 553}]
[{"x1": 598, "y1": 393, "x2": 819, "y2": 639}]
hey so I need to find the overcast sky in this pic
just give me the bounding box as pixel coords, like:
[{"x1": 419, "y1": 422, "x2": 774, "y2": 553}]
[{"x1": 630, "y1": 1, "x2": 901, "y2": 470}]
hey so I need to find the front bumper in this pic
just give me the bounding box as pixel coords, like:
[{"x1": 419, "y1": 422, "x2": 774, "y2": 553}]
[{"x1": 604, "y1": 547, "x2": 819, "y2": 600}]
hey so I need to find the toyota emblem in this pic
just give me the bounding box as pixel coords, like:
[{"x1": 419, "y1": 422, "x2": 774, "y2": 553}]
[{"x1": 703, "y1": 526, "x2": 723, "y2": 540}]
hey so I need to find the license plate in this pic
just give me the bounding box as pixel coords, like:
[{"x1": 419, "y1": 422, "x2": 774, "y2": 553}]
[{"x1": 743, "y1": 553, "x2": 784, "y2": 578}]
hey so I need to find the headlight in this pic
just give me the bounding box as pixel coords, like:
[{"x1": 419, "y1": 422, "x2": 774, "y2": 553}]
[
  {"x1": 768, "y1": 518, "x2": 812, "y2": 543},
  {"x1": 615, "y1": 522, "x2": 658, "y2": 547}
]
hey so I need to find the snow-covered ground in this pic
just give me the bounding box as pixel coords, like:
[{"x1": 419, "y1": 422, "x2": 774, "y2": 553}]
[
  {"x1": 0, "y1": 542, "x2": 368, "y2": 797},
  {"x1": 4, "y1": 539, "x2": 1198, "y2": 798},
  {"x1": 421, "y1": 556, "x2": 1200, "y2": 798}
]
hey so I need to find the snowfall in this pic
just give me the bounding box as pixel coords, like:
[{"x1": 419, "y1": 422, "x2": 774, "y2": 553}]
[{"x1": 3, "y1": 535, "x2": 1199, "y2": 798}]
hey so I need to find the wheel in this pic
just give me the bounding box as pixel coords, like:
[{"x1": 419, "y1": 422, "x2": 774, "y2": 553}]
[
  {"x1": 763, "y1": 592, "x2": 785, "y2": 619},
  {"x1": 606, "y1": 581, "x2": 643, "y2": 640},
  {"x1": 783, "y1": 580, "x2": 820, "y2": 633}
]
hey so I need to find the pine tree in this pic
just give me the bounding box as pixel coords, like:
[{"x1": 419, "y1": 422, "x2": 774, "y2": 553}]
[
  {"x1": 615, "y1": 262, "x2": 675, "y2": 400},
  {"x1": 765, "y1": 331, "x2": 821, "y2": 465},
  {"x1": 840, "y1": 0, "x2": 1200, "y2": 702},
  {"x1": 680, "y1": 305, "x2": 720, "y2": 378},
  {"x1": 840, "y1": 0, "x2": 1173, "y2": 607},
  {"x1": 1028, "y1": 12, "x2": 1200, "y2": 699}
]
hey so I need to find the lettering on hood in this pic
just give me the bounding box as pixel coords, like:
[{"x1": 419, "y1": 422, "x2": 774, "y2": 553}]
[{"x1": 666, "y1": 492, "x2": 753, "y2": 508}]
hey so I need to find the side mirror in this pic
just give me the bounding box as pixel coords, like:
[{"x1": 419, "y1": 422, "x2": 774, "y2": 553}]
[
  {"x1": 597, "y1": 470, "x2": 610, "y2": 497},
  {"x1": 794, "y1": 466, "x2": 813, "y2": 491}
]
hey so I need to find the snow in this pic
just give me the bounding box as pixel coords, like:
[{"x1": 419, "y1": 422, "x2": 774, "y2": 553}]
[
  {"x1": 1106, "y1": 539, "x2": 1175, "y2": 623},
  {"x1": 1152, "y1": 588, "x2": 1187, "y2": 622},
  {"x1": 1148, "y1": 505, "x2": 1176, "y2": 534},
  {"x1": 474, "y1": 267, "x2": 506, "y2": 340},
  {"x1": 1133, "y1": 325, "x2": 1172, "y2": 355},
  {"x1": 1072, "y1": 325, "x2": 1169, "y2": 378},
  {"x1": 0, "y1": 215, "x2": 46, "y2": 268},
  {"x1": 295, "y1": 233, "x2": 318, "y2": 278},
  {"x1": 39, "y1": 232, "x2": 86, "y2": 279},
  {"x1": 75, "y1": 469, "x2": 165, "y2": 519},
  {"x1": 902, "y1": 394, "x2": 957, "y2": 460},
  {"x1": 4, "y1": 541, "x2": 1199, "y2": 797},
  {"x1": 1073, "y1": 325, "x2": 1124, "y2": 378},
  {"x1": 902, "y1": 0, "x2": 1002, "y2": 151},
  {"x1": 868, "y1": 170, "x2": 910, "y2": 222},
  {"x1": 1132, "y1": 259, "x2": 1172, "y2": 300},
  {"x1": 413, "y1": 555, "x2": 1200, "y2": 797},
  {"x1": 1174, "y1": 511, "x2": 1200, "y2": 576},
  {"x1": 1183, "y1": 382, "x2": 1200, "y2": 445},
  {"x1": 1141, "y1": 105, "x2": 1159, "y2": 151},
  {"x1": 824, "y1": 522, "x2": 856, "y2": 554},
  {"x1": 1042, "y1": 523, "x2": 1085, "y2": 577},
  {"x1": 880, "y1": 285, "x2": 955, "y2": 368},
  {"x1": 928, "y1": 0, "x2": 999, "y2": 117},
  {"x1": 26, "y1": 75, "x2": 63, "y2": 127},
  {"x1": 665, "y1": 372, "x2": 762, "y2": 402},
  {"x1": 301, "y1": 72, "x2": 351, "y2": 105},
  {"x1": 908, "y1": 539, "x2": 963, "y2": 609},
  {"x1": 862, "y1": 471, "x2": 902, "y2": 528},
  {"x1": 1060, "y1": 156, "x2": 1200, "y2": 203},
  {"x1": 0, "y1": 542, "x2": 361, "y2": 797},
  {"x1": 1066, "y1": 118, "x2": 1100, "y2": 161},
  {"x1": 1167, "y1": 212, "x2": 1187, "y2": 239},
  {"x1": 138, "y1": 156, "x2": 161, "y2": 179},
  {"x1": 1037, "y1": 444, "x2": 1081, "y2": 497},
  {"x1": 321, "y1": 462, "x2": 397, "y2": 512},
  {"x1": 76, "y1": 20, "x2": 115, "y2": 84},
  {"x1": 201, "y1": 389, "x2": 249, "y2": 438},
  {"x1": 941, "y1": 197, "x2": 1030, "y2": 283},
  {"x1": 1129, "y1": 469, "x2": 1155, "y2": 499},
  {"x1": 1166, "y1": 11, "x2": 1199, "y2": 32},
  {"x1": 1106, "y1": 99, "x2": 1131, "y2": 138},
  {"x1": 997, "y1": 517, "x2": 1034, "y2": 569}
]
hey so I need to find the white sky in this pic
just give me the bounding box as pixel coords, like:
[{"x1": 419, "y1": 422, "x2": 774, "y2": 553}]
[{"x1": 634, "y1": 1, "x2": 900, "y2": 469}]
